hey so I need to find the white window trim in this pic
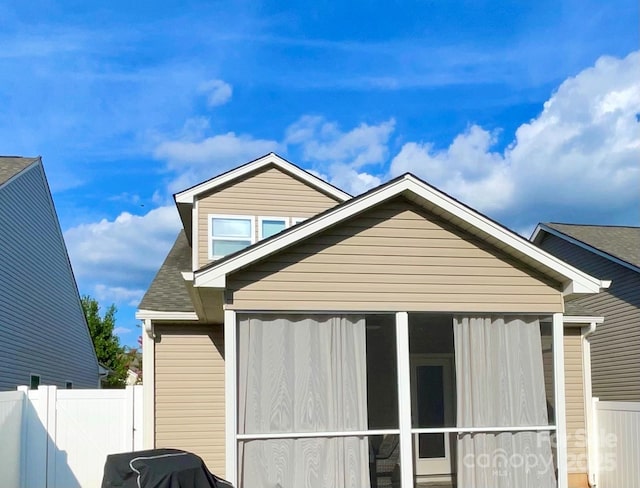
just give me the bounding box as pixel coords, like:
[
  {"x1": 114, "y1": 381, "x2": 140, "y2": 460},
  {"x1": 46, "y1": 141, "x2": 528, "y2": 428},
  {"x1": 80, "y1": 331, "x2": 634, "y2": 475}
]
[
  {"x1": 290, "y1": 216, "x2": 307, "y2": 225},
  {"x1": 258, "y1": 216, "x2": 288, "y2": 240},
  {"x1": 208, "y1": 214, "x2": 255, "y2": 260}
]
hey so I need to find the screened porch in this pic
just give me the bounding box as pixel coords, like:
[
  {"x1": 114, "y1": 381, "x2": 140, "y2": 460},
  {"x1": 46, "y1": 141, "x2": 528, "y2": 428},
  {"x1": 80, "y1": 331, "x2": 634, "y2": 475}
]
[{"x1": 229, "y1": 312, "x2": 563, "y2": 488}]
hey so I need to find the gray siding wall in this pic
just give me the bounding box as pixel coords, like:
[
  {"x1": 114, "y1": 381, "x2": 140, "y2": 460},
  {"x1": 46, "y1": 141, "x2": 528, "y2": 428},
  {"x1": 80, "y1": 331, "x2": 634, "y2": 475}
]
[
  {"x1": 538, "y1": 234, "x2": 640, "y2": 401},
  {"x1": 0, "y1": 163, "x2": 99, "y2": 390}
]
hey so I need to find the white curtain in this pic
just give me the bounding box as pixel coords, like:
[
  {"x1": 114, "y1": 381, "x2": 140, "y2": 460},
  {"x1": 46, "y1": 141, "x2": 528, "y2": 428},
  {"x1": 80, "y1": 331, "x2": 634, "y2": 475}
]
[
  {"x1": 454, "y1": 316, "x2": 557, "y2": 488},
  {"x1": 238, "y1": 315, "x2": 371, "y2": 488}
]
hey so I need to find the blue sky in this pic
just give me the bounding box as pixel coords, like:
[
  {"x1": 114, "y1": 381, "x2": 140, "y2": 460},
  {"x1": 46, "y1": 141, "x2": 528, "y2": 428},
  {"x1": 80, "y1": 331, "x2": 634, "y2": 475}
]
[{"x1": 1, "y1": 1, "x2": 638, "y2": 347}]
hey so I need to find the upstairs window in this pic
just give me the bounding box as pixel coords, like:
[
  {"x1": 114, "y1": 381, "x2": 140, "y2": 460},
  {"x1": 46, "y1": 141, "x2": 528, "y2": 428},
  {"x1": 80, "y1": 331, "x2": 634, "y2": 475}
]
[
  {"x1": 30, "y1": 374, "x2": 40, "y2": 389},
  {"x1": 259, "y1": 217, "x2": 288, "y2": 239},
  {"x1": 291, "y1": 217, "x2": 307, "y2": 225},
  {"x1": 210, "y1": 215, "x2": 255, "y2": 259}
]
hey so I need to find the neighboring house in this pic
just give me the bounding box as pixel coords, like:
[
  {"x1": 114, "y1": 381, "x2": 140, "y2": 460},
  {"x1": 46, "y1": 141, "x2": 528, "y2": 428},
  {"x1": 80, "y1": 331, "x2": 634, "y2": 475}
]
[
  {"x1": 0, "y1": 156, "x2": 100, "y2": 390},
  {"x1": 532, "y1": 223, "x2": 640, "y2": 402},
  {"x1": 138, "y1": 153, "x2": 609, "y2": 488}
]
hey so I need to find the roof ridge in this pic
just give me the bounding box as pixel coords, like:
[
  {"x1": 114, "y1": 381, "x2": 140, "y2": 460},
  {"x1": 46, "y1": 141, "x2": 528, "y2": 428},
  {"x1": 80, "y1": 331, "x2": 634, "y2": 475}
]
[{"x1": 547, "y1": 222, "x2": 640, "y2": 229}]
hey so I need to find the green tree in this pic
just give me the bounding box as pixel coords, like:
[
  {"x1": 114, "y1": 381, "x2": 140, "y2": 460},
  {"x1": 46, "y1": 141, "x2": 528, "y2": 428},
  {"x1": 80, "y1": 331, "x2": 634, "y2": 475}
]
[{"x1": 81, "y1": 295, "x2": 128, "y2": 388}]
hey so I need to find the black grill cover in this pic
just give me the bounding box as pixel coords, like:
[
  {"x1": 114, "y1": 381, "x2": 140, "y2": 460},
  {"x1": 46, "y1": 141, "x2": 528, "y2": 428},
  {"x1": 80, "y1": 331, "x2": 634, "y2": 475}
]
[{"x1": 101, "y1": 448, "x2": 233, "y2": 488}]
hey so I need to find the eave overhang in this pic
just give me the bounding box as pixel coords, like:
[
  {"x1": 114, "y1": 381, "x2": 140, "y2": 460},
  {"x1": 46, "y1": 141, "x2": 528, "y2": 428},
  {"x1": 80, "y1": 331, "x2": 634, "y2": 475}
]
[{"x1": 194, "y1": 174, "x2": 609, "y2": 298}]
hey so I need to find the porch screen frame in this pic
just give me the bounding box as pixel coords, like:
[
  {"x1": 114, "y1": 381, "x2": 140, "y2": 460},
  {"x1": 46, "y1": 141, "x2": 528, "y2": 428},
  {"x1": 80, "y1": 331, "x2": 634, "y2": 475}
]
[
  {"x1": 227, "y1": 311, "x2": 403, "y2": 486},
  {"x1": 224, "y1": 311, "x2": 567, "y2": 488}
]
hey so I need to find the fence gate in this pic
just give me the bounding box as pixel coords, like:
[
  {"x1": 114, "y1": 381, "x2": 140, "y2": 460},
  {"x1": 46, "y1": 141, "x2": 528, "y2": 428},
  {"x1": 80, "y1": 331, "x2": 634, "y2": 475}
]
[{"x1": 0, "y1": 385, "x2": 143, "y2": 488}]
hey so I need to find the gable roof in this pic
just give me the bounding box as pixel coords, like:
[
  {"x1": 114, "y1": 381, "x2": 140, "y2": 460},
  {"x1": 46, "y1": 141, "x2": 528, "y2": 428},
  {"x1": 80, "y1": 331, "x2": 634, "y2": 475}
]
[
  {"x1": 532, "y1": 223, "x2": 640, "y2": 273},
  {"x1": 194, "y1": 173, "x2": 608, "y2": 297},
  {"x1": 0, "y1": 156, "x2": 40, "y2": 186},
  {"x1": 174, "y1": 152, "x2": 351, "y2": 204}
]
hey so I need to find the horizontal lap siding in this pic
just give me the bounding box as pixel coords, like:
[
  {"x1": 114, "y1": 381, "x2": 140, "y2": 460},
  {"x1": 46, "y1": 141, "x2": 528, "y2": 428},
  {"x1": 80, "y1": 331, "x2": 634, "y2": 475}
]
[
  {"x1": 564, "y1": 329, "x2": 587, "y2": 474},
  {"x1": 197, "y1": 166, "x2": 340, "y2": 268},
  {"x1": 227, "y1": 198, "x2": 564, "y2": 312},
  {"x1": 155, "y1": 325, "x2": 226, "y2": 476},
  {"x1": 538, "y1": 235, "x2": 640, "y2": 401},
  {"x1": 0, "y1": 164, "x2": 98, "y2": 390}
]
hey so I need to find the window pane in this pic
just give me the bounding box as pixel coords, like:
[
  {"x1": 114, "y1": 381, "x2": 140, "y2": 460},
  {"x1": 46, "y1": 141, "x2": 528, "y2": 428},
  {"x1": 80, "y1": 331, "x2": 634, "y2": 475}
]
[
  {"x1": 212, "y1": 239, "x2": 251, "y2": 257},
  {"x1": 366, "y1": 314, "x2": 398, "y2": 430},
  {"x1": 540, "y1": 321, "x2": 555, "y2": 424},
  {"x1": 409, "y1": 313, "x2": 456, "y2": 428},
  {"x1": 212, "y1": 218, "x2": 251, "y2": 238},
  {"x1": 261, "y1": 219, "x2": 286, "y2": 238}
]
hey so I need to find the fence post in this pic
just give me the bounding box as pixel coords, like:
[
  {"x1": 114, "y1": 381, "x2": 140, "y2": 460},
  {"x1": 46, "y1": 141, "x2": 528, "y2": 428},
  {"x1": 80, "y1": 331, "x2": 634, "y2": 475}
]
[
  {"x1": 17, "y1": 386, "x2": 28, "y2": 488},
  {"x1": 46, "y1": 386, "x2": 58, "y2": 488},
  {"x1": 133, "y1": 385, "x2": 144, "y2": 451},
  {"x1": 591, "y1": 397, "x2": 599, "y2": 487},
  {"x1": 124, "y1": 386, "x2": 135, "y2": 450},
  {"x1": 26, "y1": 385, "x2": 50, "y2": 488}
]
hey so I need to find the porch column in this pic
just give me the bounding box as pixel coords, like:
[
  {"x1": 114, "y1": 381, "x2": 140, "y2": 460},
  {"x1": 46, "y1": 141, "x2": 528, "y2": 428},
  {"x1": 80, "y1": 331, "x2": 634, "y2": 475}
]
[
  {"x1": 553, "y1": 312, "x2": 568, "y2": 488},
  {"x1": 395, "y1": 312, "x2": 414, "y2": 488},
  {"x1": 224, "y1": 309, "x2": 237, "y2": 484}
]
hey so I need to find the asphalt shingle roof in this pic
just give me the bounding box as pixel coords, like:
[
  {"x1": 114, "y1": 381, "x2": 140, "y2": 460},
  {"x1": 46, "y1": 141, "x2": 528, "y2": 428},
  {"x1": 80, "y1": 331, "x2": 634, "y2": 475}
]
[
  {"x1": 138, "y1": 231, "x2": 195, "y2": 312},
  {"x1": 545, "y1": 223, "x2": 640, "y2": 269},
  {"x1": 0, "y1": 156, "x2": 39, "y2": 186}
]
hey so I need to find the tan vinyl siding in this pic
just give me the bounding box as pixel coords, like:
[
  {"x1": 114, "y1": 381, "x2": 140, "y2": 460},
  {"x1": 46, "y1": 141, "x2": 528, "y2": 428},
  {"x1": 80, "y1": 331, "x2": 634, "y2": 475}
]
[
  {"x1": 539, "y1": 234, "x2": 640, "y2": 401},
  {"x1": 564, "y1": 328, "x2": 587, "y2": 474},
  {"x1": 227, "y1": 198, "x2": 564, "y2": 312},
  {"x1": 197, "y1": 165, "x2": 341, "y2": 268},
  {"x1": 155, "y1": 324, "x2": 226, "y2": 476}
]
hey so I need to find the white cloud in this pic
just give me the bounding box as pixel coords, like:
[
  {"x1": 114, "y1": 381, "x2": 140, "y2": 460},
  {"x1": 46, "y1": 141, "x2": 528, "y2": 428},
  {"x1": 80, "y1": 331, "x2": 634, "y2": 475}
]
[
  {"x1": 286, "y1": 116, "x2": 395, "y2": 169},
  {"x1": 390, "y1": 51, "x2": 640, "y2": 225},
  {"x1": 506, "y1": 52, "x2": 640, "y2": 214},
  {"x1": 326, "y1": 164, "x2": 383, "y2": 196},
  {"x1": 286, "y1": 116, "x2": 395, "y2": 194},
  {"x1": 199, "y1": 79, "x2": 233, "y2": 107},
  {"x1": 390, "y1": 125, "x2": 513, "y2": 212},
  {"x1": 154, "y1": 130, "x2": 279, "y2": 192},
  {"x1": 94, "y1": 284, "x2": 146, "y2": 307},
  {"x1": 65, "y1": 205, "x2": 181, "y2": 306},
  {"x1": 113, "y1": 326, "x2": 133, "y2": 336}
]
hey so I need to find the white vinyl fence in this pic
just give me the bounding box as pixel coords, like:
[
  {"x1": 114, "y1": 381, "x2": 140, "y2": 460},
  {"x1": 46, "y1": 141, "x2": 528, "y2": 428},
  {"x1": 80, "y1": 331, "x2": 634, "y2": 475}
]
[
  {"x1": 0, "y1": 385, "x2": 143, "y2": 488},
  {"x1": 594, "y1": 399, "x2": 640, "y2": 488},
  {"x1": 0, "y1": 390, "x2": 24, "y2": 487}
]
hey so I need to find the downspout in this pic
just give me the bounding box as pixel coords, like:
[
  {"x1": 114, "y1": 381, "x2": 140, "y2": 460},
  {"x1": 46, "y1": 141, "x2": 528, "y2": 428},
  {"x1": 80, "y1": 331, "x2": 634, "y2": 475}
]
[
  {"x1": 142, "y1": 319, "x2": 156, "y2": 449},
  {"x1": 582, "y1": 322, "x2": 597, "y2": 488}
]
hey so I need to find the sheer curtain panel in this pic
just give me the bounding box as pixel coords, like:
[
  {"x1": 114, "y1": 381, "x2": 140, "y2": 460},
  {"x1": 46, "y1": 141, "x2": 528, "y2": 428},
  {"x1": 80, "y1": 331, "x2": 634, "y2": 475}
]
[
  {"x1": 454, "y1": 316, "x2": 556, "y2": 488},
  {"x1": 238, "y1": 315, "x2": 371, "y2": 488}
]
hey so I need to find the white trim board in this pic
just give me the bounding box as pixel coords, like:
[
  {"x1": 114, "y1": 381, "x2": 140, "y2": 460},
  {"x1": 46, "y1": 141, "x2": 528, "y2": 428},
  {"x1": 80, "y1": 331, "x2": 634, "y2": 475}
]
[
  {"x1": 174, "y1": 153, "x2": 351, "y2": 204},
  {"x1": 563, "y1": 315, "x2": 605, "y2": 325},
  {"x1": 135, "y1": 310, "x2": 199, "y2": 321},
  {"x1": 195, "y1": 174, "x2": 608, "y2": 296},
  {"x1": 531, "y1": 224, "x2": 640, "y2": 274}
]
